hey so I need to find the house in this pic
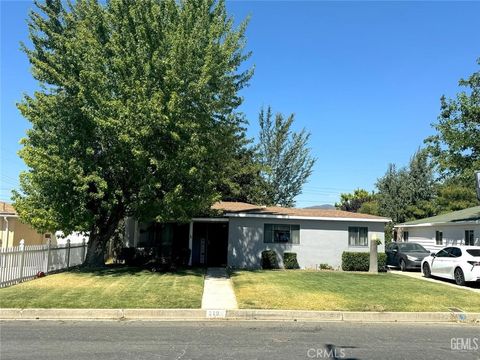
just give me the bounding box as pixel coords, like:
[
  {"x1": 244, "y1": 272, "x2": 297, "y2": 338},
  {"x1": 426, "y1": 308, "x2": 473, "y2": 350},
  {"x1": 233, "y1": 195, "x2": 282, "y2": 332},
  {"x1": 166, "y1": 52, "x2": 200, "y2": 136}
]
[
  {"x1": 0, "y1": 201, "x2": 54, "y2": 248},
  {"x1": 393, "y1": 206, "x2": 480, "y2": 252},
  {"x1": 124, "y1": 201, "x2": 390, "y2": 269},
  {"x1": 0, "y1": 201, "x2": 88, "y2": 248}
]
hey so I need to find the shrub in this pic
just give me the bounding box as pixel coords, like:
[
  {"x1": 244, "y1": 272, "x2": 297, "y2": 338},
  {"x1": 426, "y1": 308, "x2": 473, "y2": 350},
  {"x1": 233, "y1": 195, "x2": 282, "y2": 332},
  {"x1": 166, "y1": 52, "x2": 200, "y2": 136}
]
[
  {"x1": 283, "y1": 252, "x2": 300, "y2": 269},
  {"x1": 261, "y1": 250, "x2": 280, "y2": 269},
  {"x1": 342, "y1": 252, "x2": 387, "y2": 272},
  {"x1": 319, "y1": 263, "x2": 333, "y2": 270}
]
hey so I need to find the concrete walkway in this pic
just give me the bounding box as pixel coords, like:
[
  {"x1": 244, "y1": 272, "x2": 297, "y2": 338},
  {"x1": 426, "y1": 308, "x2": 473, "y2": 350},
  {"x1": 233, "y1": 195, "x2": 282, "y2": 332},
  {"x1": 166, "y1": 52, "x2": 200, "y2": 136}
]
[
  {"x1": 389, "y1": 270, "x2": 480, "y2": 293},
  {"x1": 201, "y1": 268, "x2": 238, "y2": 310}
]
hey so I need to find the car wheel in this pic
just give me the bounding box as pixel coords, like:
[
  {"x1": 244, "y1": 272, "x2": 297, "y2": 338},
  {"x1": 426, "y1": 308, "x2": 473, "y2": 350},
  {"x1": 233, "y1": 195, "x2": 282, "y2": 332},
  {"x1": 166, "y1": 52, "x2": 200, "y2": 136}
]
[
  {"x1": 399, "y1": 259, "x2": 407, "y2": 272},
  {"x1": 454, "y1": 268, "x2": 465, "y2": 286},
  {"x1": 422, "y1": 263, "x2": 431, "y2": 278}
]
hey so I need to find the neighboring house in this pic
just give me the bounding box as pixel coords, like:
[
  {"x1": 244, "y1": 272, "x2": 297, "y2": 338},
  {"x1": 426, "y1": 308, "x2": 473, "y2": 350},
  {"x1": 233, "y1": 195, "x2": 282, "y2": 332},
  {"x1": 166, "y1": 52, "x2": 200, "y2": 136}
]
[
  {"x1": 124, "y1": 201, "x2": 390, "y2": 269},
  {"x1": 0, "y1": 201, "x2": 55, "y2": 248},
  {"x1": 394, "y1": 206, "x2": 480, "y2": 253},
  {"x1": 0, "y1": 201, "x2": 88, "y2": 248}
]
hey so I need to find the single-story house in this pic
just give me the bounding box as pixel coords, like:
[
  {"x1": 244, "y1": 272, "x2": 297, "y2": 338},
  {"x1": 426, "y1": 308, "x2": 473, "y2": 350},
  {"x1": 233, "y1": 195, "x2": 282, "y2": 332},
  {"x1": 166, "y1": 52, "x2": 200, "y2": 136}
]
[
  {"x1": 0, "y1": 201, "x2": 88, "y2": 248},
  {"x1": 0, "y1": 201, "x2": 55, "y2": 248},
  {"x1": 124, "y1": 201, "x2": 390, "y2": 269},
  {"x1": 394, "y1": 206, "x2": 480, "y2": 252}
]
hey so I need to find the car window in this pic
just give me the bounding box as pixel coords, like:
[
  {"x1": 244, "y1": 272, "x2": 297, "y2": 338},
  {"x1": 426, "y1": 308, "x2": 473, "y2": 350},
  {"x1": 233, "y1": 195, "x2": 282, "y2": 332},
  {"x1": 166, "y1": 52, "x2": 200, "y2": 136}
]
[
  {"x1": 449, "y1": 247, "x2": 462, "y2": 257},
  {"x1": 387, "y1": 243, "x2": 398, "y2": 251},
  {"x1": 398, "y1": 243, "x2": 428, "y2": 252},
  {"x1": 466, "y1": 249, "x2": 480, "y2": 257},
  {"x1": 435, "y1": 248, "x2": 450, "y2": 258}
]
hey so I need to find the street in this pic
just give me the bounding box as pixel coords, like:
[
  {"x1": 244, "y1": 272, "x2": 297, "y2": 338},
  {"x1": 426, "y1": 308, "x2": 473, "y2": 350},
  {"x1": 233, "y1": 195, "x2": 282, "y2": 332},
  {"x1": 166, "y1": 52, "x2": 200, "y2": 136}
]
[{"x1": 0, "y1": 321, "x2": 479, "y2": 360}]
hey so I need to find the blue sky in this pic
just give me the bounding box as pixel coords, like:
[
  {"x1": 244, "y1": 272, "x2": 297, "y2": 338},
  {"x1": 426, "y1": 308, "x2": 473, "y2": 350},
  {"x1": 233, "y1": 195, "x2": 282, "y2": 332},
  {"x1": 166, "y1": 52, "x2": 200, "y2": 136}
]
[{"x1": 1, "y1": 1, "x2": 479, "y2": 207}]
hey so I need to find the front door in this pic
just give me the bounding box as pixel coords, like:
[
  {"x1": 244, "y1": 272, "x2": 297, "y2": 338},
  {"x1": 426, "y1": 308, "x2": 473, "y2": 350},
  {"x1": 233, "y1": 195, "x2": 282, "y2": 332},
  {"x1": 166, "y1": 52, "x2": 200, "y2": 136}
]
[
  {"x1": 431, "y1": 248, "x2": 450, "y2": 276},
  {"x1": 191, "y1": 222, "x2": 228, "y2": 267},
  {"x1": 206, "y1": 222, "x2": 228, "y2": 267}
]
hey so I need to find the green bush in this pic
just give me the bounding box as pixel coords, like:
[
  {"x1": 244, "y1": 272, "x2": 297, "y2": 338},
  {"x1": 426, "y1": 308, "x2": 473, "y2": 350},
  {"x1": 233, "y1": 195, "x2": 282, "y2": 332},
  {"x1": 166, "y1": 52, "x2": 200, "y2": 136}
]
[
  {"x1": 283, "y1": 252, "x2": 300, "y2": 269},
  {"x1": 342, "y1": 252, "x2": 387, "y2": 272},
  {"x1": 261, "y1": 250, "x2": 280, "y2": 269},
  {"x1": 319, "y1": 263, "x2": 333, "y2": 270}
]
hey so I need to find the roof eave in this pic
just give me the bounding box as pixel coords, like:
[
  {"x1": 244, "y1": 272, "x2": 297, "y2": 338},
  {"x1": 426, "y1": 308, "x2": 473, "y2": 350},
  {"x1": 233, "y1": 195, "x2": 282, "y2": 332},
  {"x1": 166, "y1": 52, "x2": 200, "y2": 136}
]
[{"x1": 395, "y1": 220, "x2": 480, "y2": 228}]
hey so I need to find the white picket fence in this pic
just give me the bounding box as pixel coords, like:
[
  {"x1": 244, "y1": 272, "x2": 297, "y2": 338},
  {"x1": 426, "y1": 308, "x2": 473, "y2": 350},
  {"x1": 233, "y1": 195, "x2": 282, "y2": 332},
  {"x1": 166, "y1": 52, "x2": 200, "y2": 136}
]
[{"x1": 0, "y1": 239, "x2": 87, "y2": 288}]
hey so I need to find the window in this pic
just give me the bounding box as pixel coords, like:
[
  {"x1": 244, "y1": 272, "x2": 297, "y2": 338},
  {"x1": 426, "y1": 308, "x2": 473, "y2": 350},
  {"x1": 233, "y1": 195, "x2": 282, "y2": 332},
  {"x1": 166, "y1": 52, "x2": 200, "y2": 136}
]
[
  {"x1": 435, "y1": 231, "x2": 443, "y2": 246},
  {"x1": 466, "y1": 249, "x2": 480, "y2": 257},
  {"x1": 449, "y1": 247, "x2": 462, "y2": 258},
  {"x1": 435, "y1": 248, "x2": 450, "y2": 258},
  {"x1": 403, "y1": 231, "x2": 409, "y2": 241},
  {"x1": 465, "y1": 230, "x2": 474, "y2": 246},
  {"x1": 348, "y1": 227, "x2": 368, "y2": 247},
  {"x1": 386, "y1": 243, "x2": 397, "y2": 252},
  {"x1": 264, "y1": 224, "x2": 300, "y2": 244}
]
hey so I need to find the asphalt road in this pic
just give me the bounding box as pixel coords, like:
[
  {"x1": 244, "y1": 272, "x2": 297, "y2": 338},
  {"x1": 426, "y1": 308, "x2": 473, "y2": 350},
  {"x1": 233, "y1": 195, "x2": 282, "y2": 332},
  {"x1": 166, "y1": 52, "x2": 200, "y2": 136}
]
[{"x1": 1, "y1": 321, "x2": 479, "y2": 360}]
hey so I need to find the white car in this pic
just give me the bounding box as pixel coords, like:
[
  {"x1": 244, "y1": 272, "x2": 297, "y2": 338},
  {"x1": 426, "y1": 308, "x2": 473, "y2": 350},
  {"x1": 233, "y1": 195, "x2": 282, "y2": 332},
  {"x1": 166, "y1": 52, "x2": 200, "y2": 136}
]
[{"x1": 421, "y1": 246, "x2": 480, "y2": 286}]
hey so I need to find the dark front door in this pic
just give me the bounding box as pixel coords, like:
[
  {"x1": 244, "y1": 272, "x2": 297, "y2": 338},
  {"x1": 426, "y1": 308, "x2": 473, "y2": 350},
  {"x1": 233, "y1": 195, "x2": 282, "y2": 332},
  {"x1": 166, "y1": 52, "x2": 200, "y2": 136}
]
[
  {"x1": 206, "y1": 222, "x2": 228, "y2": 267},
  {"x1": 192, "y1": 222, "x2": 228, "y2": 267}
]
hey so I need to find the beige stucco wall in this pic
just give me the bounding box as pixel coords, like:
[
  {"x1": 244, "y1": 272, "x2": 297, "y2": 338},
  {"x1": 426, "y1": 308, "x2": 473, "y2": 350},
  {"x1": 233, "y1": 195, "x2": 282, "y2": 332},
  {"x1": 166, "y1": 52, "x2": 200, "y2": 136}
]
[{"x1": 0, "y1": 217, "x2": 54, "y2": 248}]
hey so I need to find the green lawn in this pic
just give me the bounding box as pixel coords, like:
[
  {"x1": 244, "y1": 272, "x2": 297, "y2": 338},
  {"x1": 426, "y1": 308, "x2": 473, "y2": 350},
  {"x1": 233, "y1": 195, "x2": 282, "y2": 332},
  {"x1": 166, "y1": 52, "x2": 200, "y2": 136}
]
[
  {"x1": 230, "y1": 270, "x2": 480, "y2": 312},
  {"x1": 0, "y1": 266, "x2": 205, "y2": 309}
]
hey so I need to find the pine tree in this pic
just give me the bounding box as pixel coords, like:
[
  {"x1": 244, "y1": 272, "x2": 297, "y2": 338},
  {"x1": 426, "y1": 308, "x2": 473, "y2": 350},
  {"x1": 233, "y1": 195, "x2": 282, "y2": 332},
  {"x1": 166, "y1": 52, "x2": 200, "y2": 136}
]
[{"x1": 257, "y1": 106, "x2": 316, "y2": 207}]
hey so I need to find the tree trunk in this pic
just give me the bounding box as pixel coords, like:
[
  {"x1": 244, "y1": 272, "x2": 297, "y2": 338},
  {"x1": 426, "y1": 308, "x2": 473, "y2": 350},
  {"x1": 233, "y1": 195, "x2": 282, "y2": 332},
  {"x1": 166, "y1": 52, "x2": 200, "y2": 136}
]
[
  {"x1": 369, "y1": 238, "x2": 378, "y2": 273},
  {"x1": 83, "y1": 212, "x2": 122, "y2": 268}
]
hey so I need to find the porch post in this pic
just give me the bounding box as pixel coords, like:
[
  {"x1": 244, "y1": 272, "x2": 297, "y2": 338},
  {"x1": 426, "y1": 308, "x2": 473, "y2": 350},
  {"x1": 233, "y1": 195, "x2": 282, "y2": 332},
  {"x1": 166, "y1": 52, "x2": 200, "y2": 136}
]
[
  {"x1": 133, "y1": 220, "x2": 139, "y2": 247},
  {"x1": 188, "y1": 221, "x2": 193, "y2": 266}
]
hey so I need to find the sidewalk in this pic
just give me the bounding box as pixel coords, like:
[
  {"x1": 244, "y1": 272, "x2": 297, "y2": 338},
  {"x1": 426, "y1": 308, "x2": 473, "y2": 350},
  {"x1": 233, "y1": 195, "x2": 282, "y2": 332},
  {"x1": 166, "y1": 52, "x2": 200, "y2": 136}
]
[{"x1": 201, "y1": 267, "x2": 238, "y2": 310}]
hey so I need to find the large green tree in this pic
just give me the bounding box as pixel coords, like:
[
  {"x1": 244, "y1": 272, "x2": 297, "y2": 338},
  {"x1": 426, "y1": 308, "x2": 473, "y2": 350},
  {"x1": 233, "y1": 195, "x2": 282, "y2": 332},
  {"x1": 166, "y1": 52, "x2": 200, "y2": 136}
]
[
  {"x1": 215, "y1": 118, "x2": 266, "y2": 204},
  {"x1": 14, "y1": 0, "x2": 253, "y2": 266},
  {"x1": 376, "y1": 150, "x2": 435, "y2": 224},
  {"x1": 335, "y1": 189, "x2": 376, "y2": 213},
  {"x1": 426, "y1": 59, "x2": 480, "y2": 186},
  {"x1": 425, "y1": 59, "x2": 480, "y2": 210},
  {"x1": 257, "y1": 106, "x2": 316, "y2": 207}
]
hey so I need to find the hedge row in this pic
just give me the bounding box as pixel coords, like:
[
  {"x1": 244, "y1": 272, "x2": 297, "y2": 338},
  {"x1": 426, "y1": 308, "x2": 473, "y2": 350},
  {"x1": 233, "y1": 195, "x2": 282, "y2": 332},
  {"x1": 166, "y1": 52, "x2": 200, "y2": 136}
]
[{"x1": 341, "y1": 252, "x2": 387, "y2": 272}]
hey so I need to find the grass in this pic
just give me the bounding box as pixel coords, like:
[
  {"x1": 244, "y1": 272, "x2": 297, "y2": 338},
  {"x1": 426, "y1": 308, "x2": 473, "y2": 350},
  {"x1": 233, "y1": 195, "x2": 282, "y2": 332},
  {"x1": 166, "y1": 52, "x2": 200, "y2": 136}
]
[
  {"x1": 230, "y1": 270, "x2": 480, "y2": 312},
  {"x1": 0, "y1": 266, "x2": 205, "y2": 309}
]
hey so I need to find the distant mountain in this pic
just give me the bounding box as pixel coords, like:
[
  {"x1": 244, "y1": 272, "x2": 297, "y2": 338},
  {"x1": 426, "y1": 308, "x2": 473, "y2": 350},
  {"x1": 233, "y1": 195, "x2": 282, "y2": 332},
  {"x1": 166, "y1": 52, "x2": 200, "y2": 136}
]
[{"x1": 304, "y1": 204, "x2": 336, "y2": 210}]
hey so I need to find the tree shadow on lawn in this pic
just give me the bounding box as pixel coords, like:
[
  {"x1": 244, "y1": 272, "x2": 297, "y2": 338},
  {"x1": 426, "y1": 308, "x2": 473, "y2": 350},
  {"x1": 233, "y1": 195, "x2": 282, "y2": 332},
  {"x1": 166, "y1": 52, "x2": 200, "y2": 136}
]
[{"x1": 69, "y1": 264, "x2": 205, "y2": 278}]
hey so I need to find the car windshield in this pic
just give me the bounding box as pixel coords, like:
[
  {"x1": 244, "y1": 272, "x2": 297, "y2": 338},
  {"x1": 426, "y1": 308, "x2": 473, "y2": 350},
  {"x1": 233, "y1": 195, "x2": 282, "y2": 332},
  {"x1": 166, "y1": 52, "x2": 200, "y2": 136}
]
[
  {"x1": 398, "y1": 243, "x2": 427, "y2": 252},
  {"x1": 466, "y1": 249, "x2": 480, "y2": 257}
]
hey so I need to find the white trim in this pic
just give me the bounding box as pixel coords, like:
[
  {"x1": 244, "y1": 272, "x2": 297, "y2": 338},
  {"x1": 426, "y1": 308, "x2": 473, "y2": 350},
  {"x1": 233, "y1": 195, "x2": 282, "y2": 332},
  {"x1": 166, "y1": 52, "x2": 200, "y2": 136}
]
[
  {"x1": 192, "y1": 217, "x2": 229, "y2": 223},
  {"x1": 0, "y1": 214, "x2": 18, "y2": 218},
  {"x1": 395, "y1": 220, "x2": 480, "y2": 228},
  {"x1": 224, "y1": 212, "x2": 390, "y2": 223}
]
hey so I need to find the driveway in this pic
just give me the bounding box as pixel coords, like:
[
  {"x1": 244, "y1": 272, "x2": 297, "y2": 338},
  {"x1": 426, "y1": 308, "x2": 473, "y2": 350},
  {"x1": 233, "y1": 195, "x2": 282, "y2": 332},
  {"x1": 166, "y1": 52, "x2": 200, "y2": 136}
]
[{"x1": 389, "y1": 269, "x2": 480, "y2": 293}]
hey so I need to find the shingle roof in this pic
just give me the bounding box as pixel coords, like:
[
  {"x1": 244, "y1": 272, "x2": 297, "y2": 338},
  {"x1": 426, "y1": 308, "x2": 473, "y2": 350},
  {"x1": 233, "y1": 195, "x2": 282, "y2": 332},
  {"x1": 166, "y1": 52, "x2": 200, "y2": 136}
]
[
  {"x1": 212, "y1": 201, "x2": 390, "y2": 221},
  {"x1": 397, "y1": 206, "x2": 480, "y2": 227},
  {"x1": 0, "y1": 201, "x2": 17, "y2": 216}
]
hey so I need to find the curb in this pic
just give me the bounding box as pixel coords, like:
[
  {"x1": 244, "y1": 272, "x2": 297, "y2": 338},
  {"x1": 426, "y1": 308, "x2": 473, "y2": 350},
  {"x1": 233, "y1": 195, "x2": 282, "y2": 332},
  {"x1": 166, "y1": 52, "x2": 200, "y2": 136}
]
[{"x1": 1, "y1": 308, "x2": 479, "y2": 323}]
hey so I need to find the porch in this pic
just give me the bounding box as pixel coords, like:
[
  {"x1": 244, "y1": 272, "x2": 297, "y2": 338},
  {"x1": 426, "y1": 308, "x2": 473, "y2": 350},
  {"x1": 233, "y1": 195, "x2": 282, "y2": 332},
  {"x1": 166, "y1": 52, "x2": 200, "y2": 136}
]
[{"x1": 124, "y1": 217, "x2": 229, "y2": 267}]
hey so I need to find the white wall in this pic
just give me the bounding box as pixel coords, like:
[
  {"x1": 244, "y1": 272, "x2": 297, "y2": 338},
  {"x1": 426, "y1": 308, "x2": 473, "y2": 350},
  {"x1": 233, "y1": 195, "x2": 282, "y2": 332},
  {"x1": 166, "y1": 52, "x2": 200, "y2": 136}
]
[
  {"x1": 55, "y1": 231, "x2": 89, "y2": 246},
  {"x1": 228, "y1": 217, "x2": 386, "y2": 269},
  {"x1": 398, "y1": 224, "x2": 480, "y2": 252}
]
